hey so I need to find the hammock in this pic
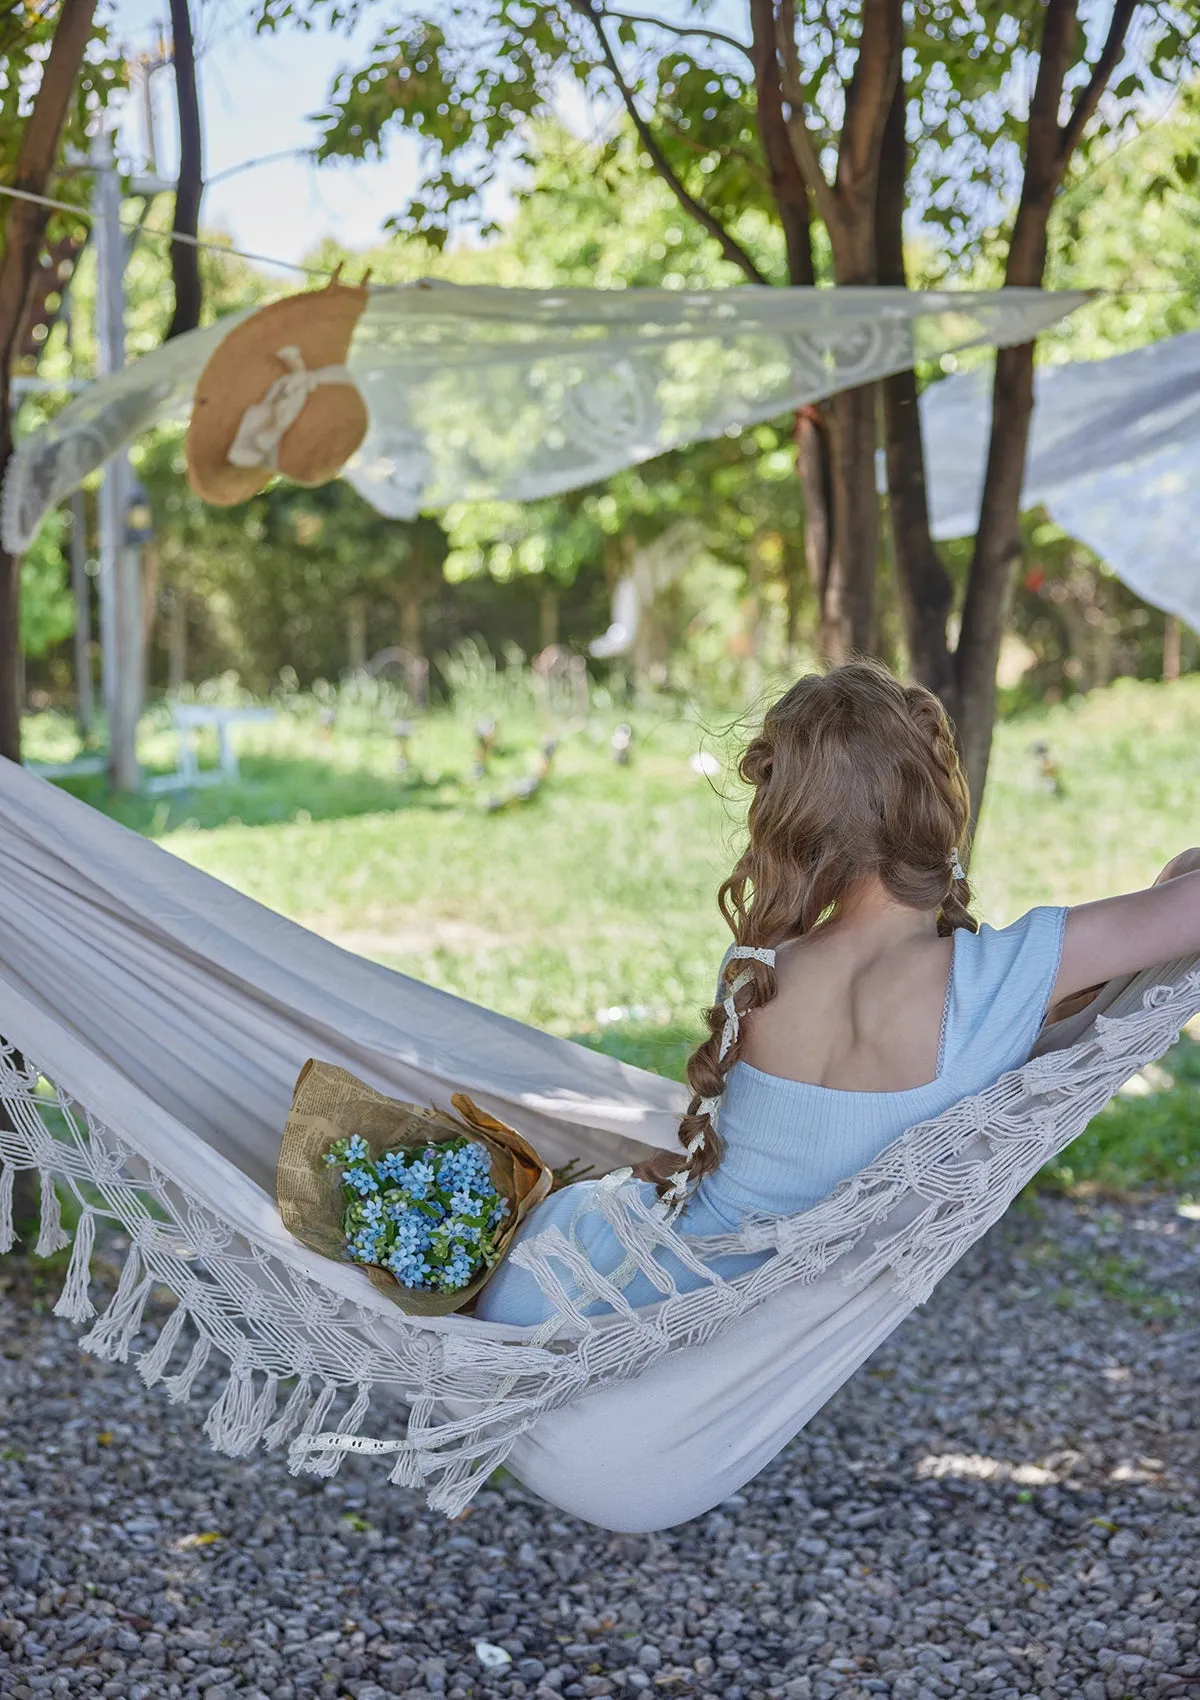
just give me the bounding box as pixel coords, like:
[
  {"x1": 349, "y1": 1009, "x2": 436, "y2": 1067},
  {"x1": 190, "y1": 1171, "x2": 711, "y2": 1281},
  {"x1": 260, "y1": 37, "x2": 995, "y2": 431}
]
[{"x1": 0, "y1": 756, "x2": 1197, "y2": 1533}]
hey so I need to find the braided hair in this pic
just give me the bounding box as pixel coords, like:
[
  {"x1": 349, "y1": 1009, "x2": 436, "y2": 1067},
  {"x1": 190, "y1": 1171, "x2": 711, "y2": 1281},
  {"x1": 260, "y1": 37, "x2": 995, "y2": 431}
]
[{"x1": 657, "y1": 661, "x2": 976, "y2": 1209}]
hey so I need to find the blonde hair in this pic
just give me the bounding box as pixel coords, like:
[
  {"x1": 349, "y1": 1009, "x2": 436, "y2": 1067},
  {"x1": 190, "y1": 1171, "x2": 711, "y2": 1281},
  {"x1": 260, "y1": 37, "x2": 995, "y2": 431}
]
[{"x1": 659, "y1": 660, "x2": 976, "y2": 1205}]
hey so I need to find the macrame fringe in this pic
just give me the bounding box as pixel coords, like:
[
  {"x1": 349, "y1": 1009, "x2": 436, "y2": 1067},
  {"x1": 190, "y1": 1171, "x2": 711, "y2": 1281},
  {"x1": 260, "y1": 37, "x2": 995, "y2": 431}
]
[
  {"x1": 164, "y1": 1332, "x2": 212, "y2": 1403},
  {"x1": 78, "y1": 1243, "x2": 153, "y2": 1361},
  {"x1": 137, "y1": 1301, "x2": 188, "y2": 1387},
  {"x1": 298, "y1": 1382, "x2": 373, "y2": 1479},
  {"x1": 287, "y1": 1381, "x2": 338, "y2": 1475},
  {"x1": 202, "y1": 1360, "x2": 279, "y2": 1457},
  {"x1": 0, "y1": 1162, "x2": 14, "y2": 1254},
  {"x1": 263, "y1": 1374, "x2": 316, "y2": 1451},
  {"x1": 52, "y1": 1206, "x2": 97, "y2": 1322},
  {"x1": 34, "y1": 1169, "x2": 70, "y2": 1257}
]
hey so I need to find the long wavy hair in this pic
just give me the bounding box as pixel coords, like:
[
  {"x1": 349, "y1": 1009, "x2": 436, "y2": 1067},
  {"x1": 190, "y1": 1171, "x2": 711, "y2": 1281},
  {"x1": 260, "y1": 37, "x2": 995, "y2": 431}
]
[{"x1": 658, "y1": 660, "x2": 976, "y2": 1203}]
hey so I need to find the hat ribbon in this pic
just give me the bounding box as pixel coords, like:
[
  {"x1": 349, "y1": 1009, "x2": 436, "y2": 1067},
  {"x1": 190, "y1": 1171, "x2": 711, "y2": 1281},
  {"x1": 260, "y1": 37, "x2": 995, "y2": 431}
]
[{"x1": 227, "y1": 344, "x2": 358, "y2": 472}]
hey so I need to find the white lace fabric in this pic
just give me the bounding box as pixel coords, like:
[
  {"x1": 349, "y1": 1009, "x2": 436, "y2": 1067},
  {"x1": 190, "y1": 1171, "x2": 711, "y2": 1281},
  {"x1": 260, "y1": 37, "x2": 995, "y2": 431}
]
[
  {"x1": 1, "y1": 282, "x2": 1087, "y2": 554},
  {"x1": 0, "y1": 756, "x2": 1196, "y2": 1528}
]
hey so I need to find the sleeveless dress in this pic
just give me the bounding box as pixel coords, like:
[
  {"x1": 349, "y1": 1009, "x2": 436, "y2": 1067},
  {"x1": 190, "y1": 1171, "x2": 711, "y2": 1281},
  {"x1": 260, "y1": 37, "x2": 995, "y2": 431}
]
[{"x1": 474, "y1": 905, "x2": 1069, "y2": 1328}]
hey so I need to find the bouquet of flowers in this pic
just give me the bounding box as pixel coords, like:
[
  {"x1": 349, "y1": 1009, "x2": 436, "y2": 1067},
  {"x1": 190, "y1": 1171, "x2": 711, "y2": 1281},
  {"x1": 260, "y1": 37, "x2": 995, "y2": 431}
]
[
  {"x1": 325, "y1": 1132, "x2": 510, "y2": 1296},
  {"x1": 275, "y1": 1060, "x2": 554, "y2": 1315}
]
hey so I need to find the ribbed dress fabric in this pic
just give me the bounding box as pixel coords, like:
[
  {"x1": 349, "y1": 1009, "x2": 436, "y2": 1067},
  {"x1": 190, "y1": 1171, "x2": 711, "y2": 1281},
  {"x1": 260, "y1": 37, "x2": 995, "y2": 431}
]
[{"x1": 475, "y1": 905, "x2": 1069, "y2": 1326}]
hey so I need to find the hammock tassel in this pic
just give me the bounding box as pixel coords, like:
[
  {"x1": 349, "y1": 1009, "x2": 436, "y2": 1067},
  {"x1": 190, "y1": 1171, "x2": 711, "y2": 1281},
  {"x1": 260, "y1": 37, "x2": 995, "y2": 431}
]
[
  {"x1": 301, "y1": 1381, "x2": 373, "y2": 1479},
  {"x1": 203, "y1": 1353, "x2": 274, "y2": 1456},
  {"x1": 286, "y1": 1380, "x2": 339, "y2": 1475},
  {"x1": 79, "y1": 1242, "x2": 153, "y2": 1361},
  {"x1": 52, "y1": 1205, "x2": 97, "y2": 1322},
  {"x1": 34, "y1": 1169, "x2": 70, "y2": 1257},
  {"x1": 262, "y1": 1374, "x2": 316, "y2": 1451},
  {"x1": 0, "y1": 1161, "x2": 15, "y2": 1253},
  {"x1": 136, "y1": 1299, "x2": 188, "y2": 1387},
  {"x1": 163, "y1": 1331, "x2": 211, "y2": 1404}
]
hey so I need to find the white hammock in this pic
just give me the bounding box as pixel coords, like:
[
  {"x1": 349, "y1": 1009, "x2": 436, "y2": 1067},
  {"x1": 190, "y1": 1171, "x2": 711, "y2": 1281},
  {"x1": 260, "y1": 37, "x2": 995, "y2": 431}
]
[
  {"x1": 1, "y1": 755, "x2": 1196, "y2": 1532},
  {"x1": 1, "y1": 282, "x2": 1087, "y2": 554}
]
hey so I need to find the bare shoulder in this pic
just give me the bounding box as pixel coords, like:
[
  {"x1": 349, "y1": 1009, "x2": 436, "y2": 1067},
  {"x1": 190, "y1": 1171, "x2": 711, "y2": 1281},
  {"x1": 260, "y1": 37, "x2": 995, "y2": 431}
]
[{"x1": 1055, "y1": 864, "x2": 1200, "y2": 1003}]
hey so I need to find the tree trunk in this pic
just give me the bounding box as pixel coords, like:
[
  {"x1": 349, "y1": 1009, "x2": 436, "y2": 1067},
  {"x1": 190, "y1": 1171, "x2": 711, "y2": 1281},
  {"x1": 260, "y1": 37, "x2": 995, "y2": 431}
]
[
  {"x1": 346, "y1": 595, "x2": 367, "y2": 671},
  {"x1": 1163, "y1": 614, "x2": 1181, "y2": 683},
  {"x1": 822, "y1": 383, "x2": 879, "y2": 660},
  {"x1": 0, "y1": 0, "x2": 100, "y2": 762},
  {"x1": 794, "y1": 405, "x2": 831, "y2": 624},
  {"x1": 874, "y1": 68, "x2": 956, "y2": 703},
  {"x1": 955, "y1": 344, "x2": 1037, "y2": 812},
  {"x1": 539, "y1": 584, "x2": 559, "y2": 652},
  {"x1": 167, "y1": 587, "x2": 187, "y2": 693},
  {"x1": 165, "y1": 0, "x2": 203, "y2": 339},
  {"x1": 952, "y1": 0, "x2": 1138, "y2": 820},
  {"x1": 779, "y1": 523, "x2": 808, "y2": 657}
]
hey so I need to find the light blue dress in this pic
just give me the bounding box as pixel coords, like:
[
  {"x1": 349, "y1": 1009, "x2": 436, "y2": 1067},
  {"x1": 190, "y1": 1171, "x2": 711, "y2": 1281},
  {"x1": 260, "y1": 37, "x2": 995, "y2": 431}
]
[{"x1": 475, "y1": 905, "x2": 1069, "y2": 1327}]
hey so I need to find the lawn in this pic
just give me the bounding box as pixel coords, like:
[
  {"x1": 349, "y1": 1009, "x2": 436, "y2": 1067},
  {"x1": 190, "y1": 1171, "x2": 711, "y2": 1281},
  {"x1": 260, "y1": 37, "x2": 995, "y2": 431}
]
[{"x1": 24, "y1": 673, "x2": 1200, "y2": 1194}]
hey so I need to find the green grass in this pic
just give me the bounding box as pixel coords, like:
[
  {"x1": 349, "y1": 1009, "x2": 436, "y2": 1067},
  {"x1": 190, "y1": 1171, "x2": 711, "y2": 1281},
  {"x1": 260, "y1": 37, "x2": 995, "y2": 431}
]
[{"x1": 22, "y1": 674, "x2": 1200, "y2": 1194}]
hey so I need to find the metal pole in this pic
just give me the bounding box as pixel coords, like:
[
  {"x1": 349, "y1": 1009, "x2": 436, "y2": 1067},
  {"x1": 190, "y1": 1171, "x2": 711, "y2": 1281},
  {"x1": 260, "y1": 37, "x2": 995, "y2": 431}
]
[
  {"x1": 63, "y1": 293, "x2": 93, "y2": 737},
  {"x1": 92, "y1": 132, "x2": 140, "y2": 789},
  {"x1": 68, "y1": 491, "x2": 93, "y2": 734}
]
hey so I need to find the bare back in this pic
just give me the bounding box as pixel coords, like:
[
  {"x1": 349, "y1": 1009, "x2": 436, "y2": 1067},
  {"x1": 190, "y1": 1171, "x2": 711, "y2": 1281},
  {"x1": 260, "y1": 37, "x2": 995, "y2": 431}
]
[{"x1": 741, "y1": 904, "x2": 954, "y2": 1093}]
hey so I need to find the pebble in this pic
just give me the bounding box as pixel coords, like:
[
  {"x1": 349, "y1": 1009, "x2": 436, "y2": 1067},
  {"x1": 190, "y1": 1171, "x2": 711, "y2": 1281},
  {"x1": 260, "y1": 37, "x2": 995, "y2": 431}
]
[{"x1": 1, "y1": 1193, "x2": 1197, "y2": 1699}]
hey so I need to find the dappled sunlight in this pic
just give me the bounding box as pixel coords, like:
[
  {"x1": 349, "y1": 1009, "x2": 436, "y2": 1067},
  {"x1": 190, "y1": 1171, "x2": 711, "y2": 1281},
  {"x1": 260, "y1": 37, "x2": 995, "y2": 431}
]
[{"x1": 914, "y1": 1452, "x2": 1062, "y2": 1485}]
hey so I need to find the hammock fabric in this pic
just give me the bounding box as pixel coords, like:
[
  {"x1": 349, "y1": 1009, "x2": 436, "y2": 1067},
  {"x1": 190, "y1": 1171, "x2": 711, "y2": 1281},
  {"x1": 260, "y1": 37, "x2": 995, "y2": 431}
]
[
  {"x1": 922, "y1": 328, "x2": 1200, "y2": 632},
  {"x1": 0, "y1": 757, "x2": 1197, "y2": 1532}
]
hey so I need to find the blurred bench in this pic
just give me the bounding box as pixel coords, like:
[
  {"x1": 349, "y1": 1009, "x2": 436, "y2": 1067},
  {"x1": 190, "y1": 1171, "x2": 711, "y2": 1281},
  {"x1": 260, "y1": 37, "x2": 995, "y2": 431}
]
[{"x1": 143, "y1": 704, "x2": 276, "y2": 794}]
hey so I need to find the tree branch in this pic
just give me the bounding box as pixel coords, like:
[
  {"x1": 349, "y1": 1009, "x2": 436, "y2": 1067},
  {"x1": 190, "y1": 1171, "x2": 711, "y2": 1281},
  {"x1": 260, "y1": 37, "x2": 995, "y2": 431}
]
[
  {"x1": 166, "y1": 0, "x2": 204, "y2": 339},
  {"x1": 774, "y1": 0, "x2": 840, "y2": 237},
  {"x1": 1006, "y1": 0, "x2": 1080, "y2": 285},
  {"x1": 571, "y1": 0, "x2": 769, "y2": 285},
  {"x1": 748, "y1": 0, "x2": 814, "y2": 283},
  {"x1": 595, "y1": 8, "x2": 752, "y2": 58},
  {"x1": 1058, "y1": 0, "x2": 1138, "y2": 163},
  {"x1": 836, "y1": 0, "x2": 904, "y2": 209},
  {"x1": 0, "y1": 0, "x2": 100, "y2": 351}
]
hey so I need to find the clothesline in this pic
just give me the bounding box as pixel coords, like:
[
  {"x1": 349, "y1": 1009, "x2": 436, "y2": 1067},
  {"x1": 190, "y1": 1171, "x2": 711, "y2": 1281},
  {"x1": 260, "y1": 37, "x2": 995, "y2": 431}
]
[
  {"x1": 0, "y1": 181, "x2": 332, "y2": 279},
  {"x1": 0, "y1": 180, "x2": 1188, "y2": 299}
]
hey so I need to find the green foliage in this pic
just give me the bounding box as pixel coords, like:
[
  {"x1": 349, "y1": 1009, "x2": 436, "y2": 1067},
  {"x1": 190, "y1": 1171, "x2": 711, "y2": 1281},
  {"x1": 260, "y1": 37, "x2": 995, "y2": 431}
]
[
  {"x1": 0, "y1": 8, "x2": 124, "y2": 203},
  {"x1": 136, "y1": 431, "x2": 451, "y2": 690},
  {"x1": 1045, "y1": 82, "x2": 1200, "y2": 356},
  {"x1": 20, "y1": 510, "x2": 73, "y2": 657},
  {"x1": 257, "y1": 0, "x2": 1200, "y2": 289}
]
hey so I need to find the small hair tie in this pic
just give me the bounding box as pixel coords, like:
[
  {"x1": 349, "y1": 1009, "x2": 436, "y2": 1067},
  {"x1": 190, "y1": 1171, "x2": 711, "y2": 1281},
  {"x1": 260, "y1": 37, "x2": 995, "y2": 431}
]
[{"x1": 949, "y1": 848, "x2": 966, "y2": 882}]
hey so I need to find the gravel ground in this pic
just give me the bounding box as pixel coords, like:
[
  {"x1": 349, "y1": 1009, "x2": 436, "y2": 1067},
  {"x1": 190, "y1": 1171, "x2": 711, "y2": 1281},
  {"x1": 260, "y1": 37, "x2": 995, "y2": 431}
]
[{"x1": 1, "y1": 1191, "x2": 1198, "y2": 1700}]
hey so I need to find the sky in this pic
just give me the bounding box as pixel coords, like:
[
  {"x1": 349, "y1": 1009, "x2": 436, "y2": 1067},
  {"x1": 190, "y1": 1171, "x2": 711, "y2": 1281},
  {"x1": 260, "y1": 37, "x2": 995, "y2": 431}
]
[
  {"x1": 110, "y1": 0, "x2": 449, "y2": 272},
  {"x1": 105, "y1": 0, "x2": 749, "y2": 272}
]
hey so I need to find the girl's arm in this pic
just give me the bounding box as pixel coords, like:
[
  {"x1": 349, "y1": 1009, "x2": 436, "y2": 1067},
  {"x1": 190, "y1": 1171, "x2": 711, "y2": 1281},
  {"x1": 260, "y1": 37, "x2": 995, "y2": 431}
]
[{"x1": 1052, "y1": 850, "x2": 1200, "y2": 1006}]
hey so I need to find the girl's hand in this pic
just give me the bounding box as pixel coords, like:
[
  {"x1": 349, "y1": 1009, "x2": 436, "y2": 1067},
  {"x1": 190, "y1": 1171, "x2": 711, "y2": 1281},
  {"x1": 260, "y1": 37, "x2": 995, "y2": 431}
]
[{"x1": 1155, "y1": 848, "x2": 1200, "y2": 885}]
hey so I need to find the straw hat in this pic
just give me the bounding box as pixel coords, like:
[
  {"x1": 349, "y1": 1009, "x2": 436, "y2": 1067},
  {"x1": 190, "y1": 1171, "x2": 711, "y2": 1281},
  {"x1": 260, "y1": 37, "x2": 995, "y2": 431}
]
[
  {"x1": 275, "y1": 1060, "x2": 554, "y2": 1316},
  {"x1": 186, "y1": 276, "x2": 370, "y2": 507}
]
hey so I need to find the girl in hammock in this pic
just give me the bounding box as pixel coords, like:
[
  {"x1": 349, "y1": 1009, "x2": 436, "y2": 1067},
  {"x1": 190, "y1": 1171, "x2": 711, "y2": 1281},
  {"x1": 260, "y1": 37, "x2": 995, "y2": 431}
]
[{"x1": 476, "y1": 660, "x2": 1200, "y2": 1326}]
